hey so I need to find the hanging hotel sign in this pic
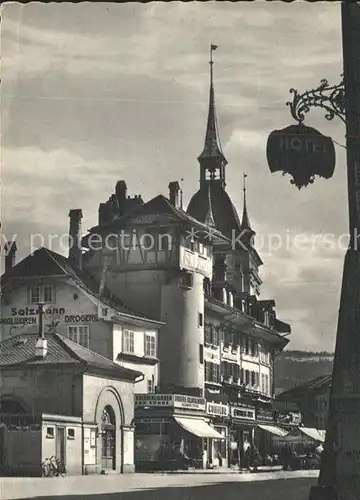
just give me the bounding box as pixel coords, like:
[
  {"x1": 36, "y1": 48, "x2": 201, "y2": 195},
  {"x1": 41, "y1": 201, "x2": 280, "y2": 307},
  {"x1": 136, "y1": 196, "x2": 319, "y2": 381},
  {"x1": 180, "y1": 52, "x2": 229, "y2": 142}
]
[
  {"x1": 231, "y1": 406, "x2": 255, "y2": 421},
  {"x1": 206, "y1": 402, "x2": 230, "y2": 418},
  {"x1": 135, "y1": 394, "x2": 206, "y2": 411},
  {"x1": 266, "y1": 124, "x2": 335, "y2": 189}
]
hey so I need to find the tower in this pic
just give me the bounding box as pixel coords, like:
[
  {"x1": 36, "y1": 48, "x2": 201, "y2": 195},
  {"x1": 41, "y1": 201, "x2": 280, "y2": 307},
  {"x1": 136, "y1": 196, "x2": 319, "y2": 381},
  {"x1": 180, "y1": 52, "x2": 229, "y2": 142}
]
[{"x1": 198, "y1": 44, "x2": 228, "y2": 190}]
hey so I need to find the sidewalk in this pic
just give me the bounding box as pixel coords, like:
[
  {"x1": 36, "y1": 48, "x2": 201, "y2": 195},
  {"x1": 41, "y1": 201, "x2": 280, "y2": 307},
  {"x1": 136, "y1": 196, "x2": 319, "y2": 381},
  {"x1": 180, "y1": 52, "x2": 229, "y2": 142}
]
[
  {"x1": 1, "y1": 470, "x2": 319, "y2": 500},
  {"x1": 152, "y1": 465, "x2": 284, "y2": 474}
]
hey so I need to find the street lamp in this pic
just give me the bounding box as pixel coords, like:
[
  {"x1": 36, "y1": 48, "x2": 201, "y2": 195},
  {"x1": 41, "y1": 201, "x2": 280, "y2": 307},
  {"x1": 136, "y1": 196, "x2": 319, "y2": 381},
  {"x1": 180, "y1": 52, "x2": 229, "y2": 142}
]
[{"x1": 267, "y1": 3, "x2": 360, "y2": 499}]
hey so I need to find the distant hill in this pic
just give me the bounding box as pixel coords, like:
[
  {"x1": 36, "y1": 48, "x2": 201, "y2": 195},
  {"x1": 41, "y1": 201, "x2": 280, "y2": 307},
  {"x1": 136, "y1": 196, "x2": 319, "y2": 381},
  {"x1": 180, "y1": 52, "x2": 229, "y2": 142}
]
[{"x1": 274, "y1": 350, "x2": 334, "y2": 394}]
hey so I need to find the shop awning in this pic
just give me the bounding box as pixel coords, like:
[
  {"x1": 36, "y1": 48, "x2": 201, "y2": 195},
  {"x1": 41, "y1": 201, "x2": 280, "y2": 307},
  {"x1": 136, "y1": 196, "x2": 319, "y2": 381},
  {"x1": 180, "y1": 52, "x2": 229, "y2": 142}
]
[
  {"x1": 174, "y1": 416, "x2": 225, "y2": 439},
  {"x1": 257, "y1": 424, "x2": 289, "y2": 437},
  {"x1": 299, "y1": 427, "x2": 326, "y2": 442}
]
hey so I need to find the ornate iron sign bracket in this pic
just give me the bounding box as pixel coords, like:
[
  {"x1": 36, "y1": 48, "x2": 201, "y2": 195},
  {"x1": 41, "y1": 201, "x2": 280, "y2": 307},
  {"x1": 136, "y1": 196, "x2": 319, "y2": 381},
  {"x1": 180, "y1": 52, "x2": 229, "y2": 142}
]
[{"x1": 287, "y1": 76, "x2": 346, "y2": 124}]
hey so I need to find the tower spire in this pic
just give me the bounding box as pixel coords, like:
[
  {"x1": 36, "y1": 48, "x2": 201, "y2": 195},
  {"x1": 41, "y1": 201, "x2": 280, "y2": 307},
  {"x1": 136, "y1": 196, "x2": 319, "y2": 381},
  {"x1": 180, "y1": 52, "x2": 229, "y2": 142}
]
[
  {"x1": 204, "y1": 183, "x2": 216, "y2": 228},
  {"x1": 198, "y1": 44, "x2": 227, "y2": 188},
  {"x1": 241, "y1": 173, "x2": 254, "y2": 233}
]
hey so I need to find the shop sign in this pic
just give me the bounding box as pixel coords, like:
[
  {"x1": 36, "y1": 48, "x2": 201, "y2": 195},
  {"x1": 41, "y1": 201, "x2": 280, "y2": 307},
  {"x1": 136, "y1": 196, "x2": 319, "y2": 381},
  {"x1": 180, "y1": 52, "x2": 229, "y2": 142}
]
[
  {"x1": 206, "y1": 402, "x2": 229, "y2": 418},
  {"x1": 277, "y1": 412, "x2": 302, "y2": 426},
  {"x1": 0, "y1": 306, "x2": 99, "y2": 325},
  {"x1": 135, "y1": 394, "x2": 173, "y2": 407},
  {"x1": 256, "y1": 408, "x2": 275, "y2": 423},
  {"x1": 134, "y1": 394, "x2": 206, "y2": 411},
  {"x1": 173, "y1": 394, "x2": 206, "y2": 411},
  {"x1": 231, "y1": 406, "x2": 255, "y2": 421}
]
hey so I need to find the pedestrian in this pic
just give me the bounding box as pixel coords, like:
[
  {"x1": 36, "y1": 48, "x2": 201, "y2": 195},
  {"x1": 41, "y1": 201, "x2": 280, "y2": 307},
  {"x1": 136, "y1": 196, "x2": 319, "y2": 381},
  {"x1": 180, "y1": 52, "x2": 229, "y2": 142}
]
[
  {"x1": 250, "y1": 444, "x2": 261, "y2": 472},
  {"x1": 315, "y1": 441, "x2": 324, "y2": 456},
  {"x1": 242, "y1": 438, "x2": 251, "y2": 470}
]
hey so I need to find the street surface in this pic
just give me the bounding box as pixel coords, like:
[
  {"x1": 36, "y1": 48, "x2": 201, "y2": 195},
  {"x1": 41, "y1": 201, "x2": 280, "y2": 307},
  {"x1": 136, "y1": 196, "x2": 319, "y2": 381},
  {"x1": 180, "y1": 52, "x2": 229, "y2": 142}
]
[{"x1": 1, "y1": 470, "x2": 318, "y2": 500}]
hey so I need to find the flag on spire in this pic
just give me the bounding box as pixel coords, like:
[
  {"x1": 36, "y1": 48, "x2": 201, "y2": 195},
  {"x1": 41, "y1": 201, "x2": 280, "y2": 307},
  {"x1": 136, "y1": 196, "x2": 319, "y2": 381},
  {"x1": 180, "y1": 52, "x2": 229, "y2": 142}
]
[{"x1": 211, "y1": 44, "x2": 218, "y2": 51}]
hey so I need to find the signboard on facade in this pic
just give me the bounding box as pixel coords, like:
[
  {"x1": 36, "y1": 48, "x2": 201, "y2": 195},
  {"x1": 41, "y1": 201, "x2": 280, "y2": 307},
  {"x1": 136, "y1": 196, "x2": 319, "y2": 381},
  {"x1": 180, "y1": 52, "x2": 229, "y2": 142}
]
[
  {"x1": 231, "y1": 406, "x2": 255, "y2": 421},
  {"x1": 0, "y1": 306, "x2": 99, "y2": 326},
  {"x1": 83, "y1": 428, "x2": 96, "y2": 465},
  {"x1": 266, "y1": 124, "x2": 336, "y2": 189},
  {"x1": 206, "y1": 402, "x2": 229, "y2": 418},
  {"x1": 173, "y1": 395, "x2": 206, "y2": 411},
  {"x1": 179, "y1": 247, "x2": 212, "y2": 279},
  {"x1": 135, "y1": 394, "x2": 206, "y2": 411},
  {"x1": 256, "y1": 408, "x2": 275, "y2": 424},
  {"x1": 277, "y1": 412, "x2": 302, "y2": 427}
]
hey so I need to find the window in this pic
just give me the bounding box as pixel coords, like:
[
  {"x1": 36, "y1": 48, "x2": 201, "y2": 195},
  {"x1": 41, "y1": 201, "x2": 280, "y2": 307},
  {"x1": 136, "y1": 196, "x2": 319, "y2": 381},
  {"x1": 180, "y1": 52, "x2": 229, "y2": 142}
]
[
  {"x1": 204, "y1": 323, "x2": 212, "y2": 345},
  {"x1": 251, "y1": 371, "x2": 256, "y2": 386},
  {"x1": 212, "y1": 326, "x2": 219, "y2": 346},
  {"x1": 67, "y1": 325, "x2": 89, "y2": 349},
  {"x1": 245, "y1": 370, "x2": 250, "y2": 385},
  {"x1": 147, "y1": 377, "x2": 155, "y2": 394},
  {"x1": 205, "y1": 361, "x2": 220, "y2": 383},
  {"x1": 199, "y1": 344, "x2": 204, "y2": 364},
  {"x1": 261, "y1": 374, "x2": 265, "y2": 392},
  {"x1": 101, "y1": 308, "x2": 108, "y2": 317},
  {"x1": 29, "y1": 285, "x2": 55, "y2": 304},
  {"x1": 145, "y1": 334, "x2": 156, "y2": 357},
  {"x1": 30, "y1": 286, "x2": 41, "y2": 304},
  {"x1": 43, "y1": 286, "x2": 53, "y2": 303},
  {"x1": 46, "y1": 427, "x2": 55, "y2": 438},
  {"x1": 198, "y1": 312, "x2": 203, "y2": 327},
  {"x1": 179, "y1": 271, "x2": 193, "y2": 289},
  {"x1": 123, "y1": 329, "x2": 135, "y2": 353},
  {"x1": 67, "y1": 428, "x2": 75, "y2": 439}
]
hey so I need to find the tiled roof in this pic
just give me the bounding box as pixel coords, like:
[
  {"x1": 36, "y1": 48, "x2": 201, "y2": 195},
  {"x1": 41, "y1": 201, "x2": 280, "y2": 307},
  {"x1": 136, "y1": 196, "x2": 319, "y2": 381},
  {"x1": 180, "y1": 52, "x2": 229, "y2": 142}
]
[
  {"x1": 0, "y1": 332, "x2": 142, "y2": 381},
  {"x1": 1, "y1": 247, "x2": 160, "y2": 324},
  {"x1": 277, "y1": 375, "x2": 332, "y2": 400}
]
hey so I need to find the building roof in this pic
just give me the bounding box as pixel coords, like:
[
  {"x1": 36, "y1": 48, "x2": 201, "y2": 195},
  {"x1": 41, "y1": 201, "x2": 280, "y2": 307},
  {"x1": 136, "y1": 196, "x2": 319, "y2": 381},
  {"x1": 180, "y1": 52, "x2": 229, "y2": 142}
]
[
  {"x1": 86, "y1": 194, "x2": 228, "y2": 242},
  {"x1": 1, "y1": 247, "x2": 162, "y2": 325},
  {"x1": 0, "y1": 332, "x2": 143, "y2": 381},
  {"x1": 187, "y1": 182, "x2": 242, "y2": 239},
  {"x1": 276, "y1": 374, "x2": 332, "y2": 401}
]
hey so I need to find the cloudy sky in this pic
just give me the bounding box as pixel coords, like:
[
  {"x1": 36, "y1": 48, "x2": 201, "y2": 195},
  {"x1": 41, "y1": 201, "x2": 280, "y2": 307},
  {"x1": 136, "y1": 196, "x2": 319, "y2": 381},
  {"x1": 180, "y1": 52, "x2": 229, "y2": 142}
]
[{"x1": 1, "y1": 2, "x2": 347, "y2": 352}]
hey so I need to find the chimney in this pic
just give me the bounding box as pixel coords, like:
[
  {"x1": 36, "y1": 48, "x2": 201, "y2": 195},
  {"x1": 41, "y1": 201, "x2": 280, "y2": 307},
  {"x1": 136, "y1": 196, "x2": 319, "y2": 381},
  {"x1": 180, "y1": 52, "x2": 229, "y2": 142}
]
[
  {"x1": 115, "y1": 180, "x2": 127, "y2": 216},
  {"x1": 35, "y1": 303, "x2": 48, "y2": 358},
  {"x1": 169, "y1": 181, "x2": 180, "y2": 208},
  {"x1": 5, "y1": 240, "x2": 17, "y2": 273},
  {"x1": 68, "y1": 209, "x2": 83, "y2": 270}
]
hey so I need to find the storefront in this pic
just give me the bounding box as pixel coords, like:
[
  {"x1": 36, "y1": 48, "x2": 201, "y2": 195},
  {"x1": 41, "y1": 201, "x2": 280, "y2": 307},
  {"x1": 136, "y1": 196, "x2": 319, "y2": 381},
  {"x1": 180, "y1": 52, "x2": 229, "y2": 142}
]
[
  {"x1": 229, "y1": 404, "x2": 256, "y2": 467},
  {"x1": 206, "y1": 401, "x2": 230, "y2": 468},
  {"x1": 253, "y1": 408, "x2": 303, "y2": 463},
  {"x1": 134, "y1": 394, "x2": 225, "y2": 471}
]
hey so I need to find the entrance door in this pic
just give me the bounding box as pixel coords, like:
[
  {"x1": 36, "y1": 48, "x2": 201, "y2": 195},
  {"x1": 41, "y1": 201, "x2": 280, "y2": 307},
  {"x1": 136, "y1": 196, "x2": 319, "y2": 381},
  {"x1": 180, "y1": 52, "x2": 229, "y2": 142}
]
[
  {"x1": 101, "y1": 406, "x2": 116, "y2": 470},
  {"x1": 56, "y1": 427, "x2": 66, "y2": 465}
]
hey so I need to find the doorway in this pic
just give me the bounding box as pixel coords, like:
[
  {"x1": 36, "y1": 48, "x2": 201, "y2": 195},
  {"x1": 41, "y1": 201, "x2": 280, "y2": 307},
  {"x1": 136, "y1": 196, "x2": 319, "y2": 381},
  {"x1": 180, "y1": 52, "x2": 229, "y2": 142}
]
[
  {"x1": 56, "y1": 427, "x2": 66, "y2": 465},
  {"x1": 101, "y1": 406, "x2": 116, "y2": 470}
]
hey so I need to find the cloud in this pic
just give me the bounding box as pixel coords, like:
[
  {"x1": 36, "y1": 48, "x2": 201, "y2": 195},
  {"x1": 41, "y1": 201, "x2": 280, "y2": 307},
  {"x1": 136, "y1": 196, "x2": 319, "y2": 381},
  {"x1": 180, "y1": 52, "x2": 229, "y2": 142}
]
[{"x1": 1, "y1": 1, "x2": 346, "y2": 352}]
